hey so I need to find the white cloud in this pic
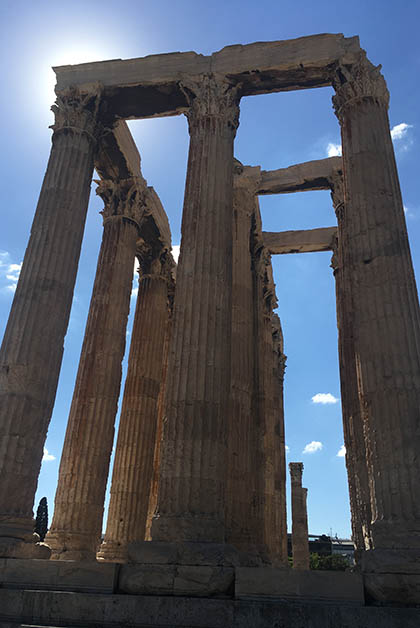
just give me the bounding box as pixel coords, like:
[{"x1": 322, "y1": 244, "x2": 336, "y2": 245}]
[
  {"x1": 285, "y1": 445, "x2": 290, "y2": 454},
  {"x1": 311, "y1": 392, "x2": 339, "y2": 405},
  {"x1": 327, "y1": 142, "x2": 342, "y2": 157},
  {"x1": 172, "y1": 244, "x2": 180, "y2": 264},
  {"x1": 0, "y1": 252, "x2": 22, "y2": 293},
  {"x1": 337, "y1": 445, "x2": 346, "y2": 458},
  {"x1": 390, "y1": 122, "x2": 413, "y2": 141},
  {"x1": 303, "y1": 441, "x2": 323, "y2": 454},
  {"x1": 42, "y1": 447, "x2": 55, "y2": 462}
]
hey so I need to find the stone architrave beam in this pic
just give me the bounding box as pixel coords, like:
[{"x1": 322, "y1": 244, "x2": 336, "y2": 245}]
[
  {"x1": 96, "y1": 120, "x2": 172, "y2": 250},
  {"x1": 263, "y1": 226, "x2": 337, "y2": 255},
  {"x1": 53, "y1": 34, "x2": 360, "y2": 119},
  {"x1": 258, "y1": 157, "x2": 342, "y2": 195}
]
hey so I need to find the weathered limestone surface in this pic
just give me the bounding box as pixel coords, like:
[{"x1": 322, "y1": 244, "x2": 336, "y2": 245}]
[
  {"x1": 258, "y1": 156, "x2": 342, "y2": 195},
  {"x1": 330, "y1": 175, "x2": 372, "y2": 561},
  {"x1": 225, "y1": 164, "x2": 262, "y2": 556},
  {"x1": 2, "y1": 586, "x2": 420, "y2": 627},
  {"x1": 99, "y1": 249, "x2": 174, "y2": 562},
  {"x1": 332, "y1": 53, "x2": 420, "y2": 577},
  {"x1": 0, "y1": 87, "x2": 102, "y2": 558},
  {"x1": 263, "y1": 226, "x2": 337, "y2": 255},
  {"x1": 253, "y1": 213, "x2": 288, "y2": 565},
  {"x1": 151, "y1": 75, "x2": 240, "y2": 543},
  {"x1": 53, "y1": 35, "x2": 360, "y2": 119},
  {"x1": 47, "y1": 177, "x2": 145, "y2": 560},
  {"x1": 235, "y1": 567, "x2": 364, "y2": 604},
  {"x1": 289, "y1": 463, "x2": 309, "y2": 570}
]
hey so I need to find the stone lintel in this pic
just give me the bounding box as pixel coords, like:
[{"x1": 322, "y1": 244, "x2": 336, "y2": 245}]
[
  {"x1": 263, "y1": 226, "x2": 337, "y2": 255},
  {"x1": 53, "y1": 35, "x2": 360, "y2": 119},
  {"x1": 258, "y1": 157, "x2": 342, "y2": 195},
  {"x1": 95, "y1": 120, "x2": 172, "y2": 253},
  {"x1": 95, "y1": 120, "x2": 141, "y2": 180}
]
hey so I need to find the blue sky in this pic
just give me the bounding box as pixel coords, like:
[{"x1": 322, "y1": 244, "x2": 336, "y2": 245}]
[{"x1": 1, "y1": 0, "x2": 419, "y2": 539}]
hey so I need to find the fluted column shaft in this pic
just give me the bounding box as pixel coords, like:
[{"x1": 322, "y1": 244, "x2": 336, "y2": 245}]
[
  {"x1": 333, "y1": 54, "x2": 420, "y2": 565},
  {"x1": 270, "y1": 314, "x2": 288, "y2": 563},
  {"x1": 47, "y1": 178, "x2": 144, "y2": 560},
  {"x1": 290, "y1": 463, "x2": 309, "y2": 570},
  {"x1": 225, "y1": 168, "x2": 259, "y2": 551},
  {"x1": 99, "y1": 258, "x2": 172, "y2": 562},
  {"x1": 0, "y1": 88, "x2": 101, "y2": 557},
  {"x1": 151, "y1": 75, "x2": 240, "y2": 543},
  {"x1": 331, "y1": 177, "x2": 372, "y2": 562}
]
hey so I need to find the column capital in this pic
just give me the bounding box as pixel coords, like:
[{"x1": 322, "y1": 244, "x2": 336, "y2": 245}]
[
  {"x1": 331, "y1": 52, "x2": 389, "y2": 122},
  {"x1": 289, "y1": 462, "x2": 304, "y2": 483},
  {"x1": 181, "y1": 73, "x2": 241, "y2": 135},
  {"x1": 50, "y1": 85, "x2": 104, "y2": 144},
  {"x1": 96, "y1": 177, "x2": 147, "y2": 229},
  {"x1": 329, "y1": 171, "x2": 344, "y2": 220}
]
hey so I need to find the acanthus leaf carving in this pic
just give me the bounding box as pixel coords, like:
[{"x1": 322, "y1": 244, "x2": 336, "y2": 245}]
[
  {"x1": 180, "y1": 73, "x2": 241, "y2": 135},
  {"x1": 50, "y1": 84, "x2": 104, "y2": 143},
  {"x1": 96, "y1": 176, "x2": 147, "y2": 228},
  {"x1": 331, "y1": 52, "x2": 389, "y2": 121}
]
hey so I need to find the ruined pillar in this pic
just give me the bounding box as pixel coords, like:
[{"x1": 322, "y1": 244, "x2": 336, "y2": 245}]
[
  {"x1": 225, "y1": 164, "x2": 261, "y2": 554},
  {"x1": 289, "y1": 462, "x2": 309, "y2": 570},
  {"x1": 98, "y1": 249, "x2": 174, "y2": 562},
  {"x1": 330, "y1": 173, "x2": 372, "y2": 562},
  {"x1": 254, "y1": 243, "x2": 288, "y2": 565},
  {"x1": 332, "y1": 53, "x2": 420, "y2": 575},
  {"x1": 270, "y1": 314, "x2": 288, "y2": 564},
  {"x1": 47, "y1": 177, "x2": 145, "y2": 560},
  {"x1": 151, "y1": 74, "x2": 240, "y2": 543},
  {"x1": 0, "y1": 88, "x2": 102, "y2": 558}
]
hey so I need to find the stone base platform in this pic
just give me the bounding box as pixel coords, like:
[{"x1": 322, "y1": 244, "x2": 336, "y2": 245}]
[
  {"x1": 0, "y1": 559, "x2": 419, "y2": 627},
  {"x1": 0, "y1": 589, "x2": 420, "y2": 628}
]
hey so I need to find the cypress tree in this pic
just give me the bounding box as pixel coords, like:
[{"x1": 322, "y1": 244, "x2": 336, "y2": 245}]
[{"x1": 35, "y1": 496, "x2": 48, "y2": 541}]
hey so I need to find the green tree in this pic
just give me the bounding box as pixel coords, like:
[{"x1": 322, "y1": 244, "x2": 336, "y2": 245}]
[
  {"x1": 309, "y1": 552, "x2": 350, "y2": 571},
  {"x1": 34, "y1": 496, "x2": 48, "y2": 542}
]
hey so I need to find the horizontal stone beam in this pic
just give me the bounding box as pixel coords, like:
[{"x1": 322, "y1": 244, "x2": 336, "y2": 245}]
[
  {"x1": 95, "y1": 120, "x2": 172, "y2": 250},
  {"x1": 263, "y1": 227, "x2": 337, "y2": 255},
  {"x1": 54, "y1": 34, "x2": 360, "y2": 119},
  {"x1": 258, "y1": 157, "x2": 342, "y2": 195}
]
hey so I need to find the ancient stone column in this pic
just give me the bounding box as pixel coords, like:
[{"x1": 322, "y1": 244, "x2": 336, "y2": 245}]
[
  {"x1": 332, "y1": 53, "x2": 420, "y2": 572},
  {"x1": 47, "y1": 177, "x2": 145, "y2": 560},
  {"x1": 0, "y1": 87, "x2": 102, "y2": 558},
  {"x1": 255, "y1": 245, "x2": 288, "y2": 565},
  {"x1": 270, "y1": 314, "x2": 288, "y2": 564},
  {"x1": 98, "y1": 249, "x2": 174, "y2": 562},
  {"x1": 330, "y1": 173, "x2": 372, "y2": 563},
  {"x1": 289, "y1": 462, "x2": 309, "y2": 570},
  {"x1": 225, "y1": 163, "x2": 261, "y2": 554},
  {"x1": 151, "y1": 74, "x2": 240, "y2": 543}
]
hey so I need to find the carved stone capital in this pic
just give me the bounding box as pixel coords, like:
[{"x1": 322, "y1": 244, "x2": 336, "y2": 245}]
[
  {"x1": 96, "y1": 177, "x2": 146, "y2": 228},
  {"x1": 180, "y1": 73, "x2": 241, "y2": 135},
  {"x1": 330, "y1": 234, "x2": 339, "y2": 275},
  {"x1": 332, "y1": 52, "x2": 389, "y2": 121},
  {"x1": 329, "y1": 171, "x2": 345, "y2": 220},
  {"x1": 50, "y1": 85, "x2": 104, "y2": 143},
  {"x1": 289, "y1": 462, "x2": 304, "y2": 484}
]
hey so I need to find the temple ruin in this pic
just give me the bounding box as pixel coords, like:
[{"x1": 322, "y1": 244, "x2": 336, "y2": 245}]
[{"x1": 0, "y1": 32, "x2": 419, "y2": 626}]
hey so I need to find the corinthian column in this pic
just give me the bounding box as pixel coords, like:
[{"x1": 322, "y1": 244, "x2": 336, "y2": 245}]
[
  {"x1": 332, "y1": 53, "x2": 420, "y2": 572},
  {"x1": 330, "y1": 174, "x2": 372, "y2": 563},
  {"x1": 0, "y1": 87, "x2": 102, "y2": 558},
  {"x1": 225, "y1": 163, "x2": 260, "y2": 553},
  {"x1": 151, "y1": 74, "x2": 240, "y2": 543},
  {"x1": 98, "y1": 249, "x2": 174, "y2": 562},
  {"x1": 47, "y1": 177, "x2": 145, "y2": 560},
  {"x1": 289, "y1": 463, "x2": 309, "y2": 570}
]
